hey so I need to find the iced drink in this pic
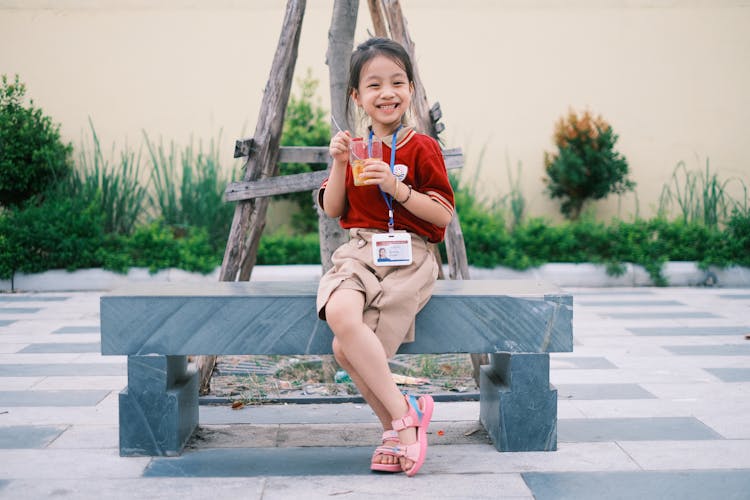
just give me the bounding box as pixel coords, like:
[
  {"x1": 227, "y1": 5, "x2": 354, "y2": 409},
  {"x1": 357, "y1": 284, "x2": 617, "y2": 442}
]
[{"x1": 350, "y1": 136, "x2": 382, "y2": 187}]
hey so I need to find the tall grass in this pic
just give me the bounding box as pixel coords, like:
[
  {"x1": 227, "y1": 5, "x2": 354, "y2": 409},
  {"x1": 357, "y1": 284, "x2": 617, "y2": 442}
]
[
  {"x1": 144, "y1": 132, "x2": 235, "y2": 249},
  {"x1": 70, "y1": 119, "x2": 147, "y2": 235},
  {"x1": 658, "y1": 159, "x2": 747, "y2": 228}
]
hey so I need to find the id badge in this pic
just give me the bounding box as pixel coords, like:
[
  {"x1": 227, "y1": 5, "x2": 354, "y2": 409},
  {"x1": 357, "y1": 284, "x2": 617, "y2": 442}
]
[{"x1": 372, "y1": 232, "x2": 412, "y2": 267}]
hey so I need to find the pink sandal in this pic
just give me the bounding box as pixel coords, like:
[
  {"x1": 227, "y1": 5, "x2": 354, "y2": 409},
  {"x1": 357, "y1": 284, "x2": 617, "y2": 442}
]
[
  {"x1": 391, "y1": 394, "x2": 434, "y2": 477},
  {"x1": 370, "y1": 429, "x2": 402, "y2": 473}
]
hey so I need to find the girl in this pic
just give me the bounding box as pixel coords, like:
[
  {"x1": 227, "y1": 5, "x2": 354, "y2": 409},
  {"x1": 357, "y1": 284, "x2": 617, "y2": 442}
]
[{"x1": 316, "y1": 38, "x2": 455, "y2": 476}]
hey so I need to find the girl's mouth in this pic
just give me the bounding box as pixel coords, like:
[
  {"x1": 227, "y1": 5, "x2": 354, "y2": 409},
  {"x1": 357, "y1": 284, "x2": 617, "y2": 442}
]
[{"x1": 378, "y1": 103, "x2": 399, "y2": 110}]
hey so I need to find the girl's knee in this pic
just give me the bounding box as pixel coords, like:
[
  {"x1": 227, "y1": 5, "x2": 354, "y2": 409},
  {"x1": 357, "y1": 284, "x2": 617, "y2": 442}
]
[
  {"x1": 331, "y1": 338, "x2": 349, "y2": 366},
  {"x1": 325, "y1": 292, "x2": 363, "y2": 333}
]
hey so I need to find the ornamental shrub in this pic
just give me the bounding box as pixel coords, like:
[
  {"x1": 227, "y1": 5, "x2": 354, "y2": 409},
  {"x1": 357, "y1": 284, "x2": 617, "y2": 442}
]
[
  {"x1": 0, "y1": 75, "x2": 73, "y2": 207},
  {"x1": 544, "y1": 109, "x2": 634, "y2": 220}
]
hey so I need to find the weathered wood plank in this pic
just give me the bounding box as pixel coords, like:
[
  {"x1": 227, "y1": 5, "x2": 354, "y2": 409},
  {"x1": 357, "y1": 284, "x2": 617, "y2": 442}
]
[{"x1": 224, "y1": 148, "x2": 464, "y2": 202}]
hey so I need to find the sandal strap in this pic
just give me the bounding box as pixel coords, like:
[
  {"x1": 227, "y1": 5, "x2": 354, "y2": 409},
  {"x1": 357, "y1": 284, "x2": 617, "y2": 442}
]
[
  {"x1": 391, "y1": 394, "x2": 423, "y2": 431},
  {"x1": 393, "y1": 442, "x2": 420, "y2": 462},
  {"x1": 381, "y1": 429, "x2": 400, "y2": 443},
  {"x1": 373, "y1": 445, "x2": 401, "y2": 457}
]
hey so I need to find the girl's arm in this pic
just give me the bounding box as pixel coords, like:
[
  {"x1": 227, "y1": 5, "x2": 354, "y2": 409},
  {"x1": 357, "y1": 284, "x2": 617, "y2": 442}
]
[
  {"x1": 322, "y1": 131, "x2": 350, "y2": 218},
  {"x1": 384, "y1": 177, "x2": 453, "y2": 228}
]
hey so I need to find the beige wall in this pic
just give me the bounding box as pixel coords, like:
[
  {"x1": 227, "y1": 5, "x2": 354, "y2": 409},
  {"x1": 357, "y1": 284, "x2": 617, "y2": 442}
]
[{"x1": 1, "y1": 0, "x2": 748, "y2": 223}]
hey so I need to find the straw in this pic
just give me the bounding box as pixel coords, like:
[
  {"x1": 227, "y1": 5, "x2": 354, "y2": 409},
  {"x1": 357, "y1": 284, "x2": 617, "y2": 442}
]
[{"x1": 332, "y1": 115, "x2": 363, "y2": 160}]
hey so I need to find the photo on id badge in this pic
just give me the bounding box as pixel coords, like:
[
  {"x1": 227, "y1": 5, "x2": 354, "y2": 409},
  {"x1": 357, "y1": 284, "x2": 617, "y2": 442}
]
[{"x1": 372, "y1": 232, "x2": 413, "y2": 267}]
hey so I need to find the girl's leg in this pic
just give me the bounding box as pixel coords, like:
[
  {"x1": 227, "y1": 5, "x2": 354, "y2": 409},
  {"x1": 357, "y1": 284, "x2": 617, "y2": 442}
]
[
  {"x1": 332, "y1": 337, "x2": 398, "y2": 466},
  {"x1": 325, "y1": 289, "x2": 417, "y2": 470}
]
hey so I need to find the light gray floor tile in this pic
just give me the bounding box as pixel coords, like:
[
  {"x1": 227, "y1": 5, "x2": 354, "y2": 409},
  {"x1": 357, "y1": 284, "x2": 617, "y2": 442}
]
[
  {"x1": 705, "y1": 368, "x2": 750, "y2": 382},
  {"x1": 52, "y1": 326, "x2": 100, "y2": 334},
  {"x1": 0, "y1": 363, "x2": 125, "y2": 377},
  {"x1": 556, "y1": 384, "x2": 656, "y2": 400},
  {"x1": 664, "y1": 344, "x2": 750, "y2": 355},
  {"x1": 0, "y1": 390, "x2": 110, "y2": 406},
  {"x1": 576, "y1": 300, "x2": 684, "y2": 307},
  {"x1": 0, "y1": 296, "x2": 70, "y2": 302},
  {"x1": 19, "y1": 342, "x2": 101, "y2": 353},
  {"x1": 558, "y1": 417, "x2": 722, "y2": 442},
  {"x1": 551, "y1": 356, "x2": 617, "y2": 369},
  {"x1": 522, "y1": 469, "x2": 750, "y2": 500},
  {"x1": 605, "y1": 312, "x2": 720, "y2": 319},
  {"x1": 618, "y1": 440, "x2": 750, "y2": 470},
  {"x1": 628, "y1": 326, "x2": 749, "y2": 336},
  {"x1": 47, "y1": 424, "x2": 119, "y2": 449},
  {"x1": 0, "y1": 449, "x2": 150, "y2": 479},
  {"x1": 0, "y1": 425, "x2": 66, "y2": 448},
  {"x1": 0, "y1": 308, "x2": 42, "y2": 314}
]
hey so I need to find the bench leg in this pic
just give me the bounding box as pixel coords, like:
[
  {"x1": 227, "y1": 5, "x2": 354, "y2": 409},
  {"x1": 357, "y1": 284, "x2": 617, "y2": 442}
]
[
  {"x1": 479, "y1": 353, "x2": 557, "y2": 452},
  {"x1": 118, "y1": 355, "x2": 199, "y2": 456}
]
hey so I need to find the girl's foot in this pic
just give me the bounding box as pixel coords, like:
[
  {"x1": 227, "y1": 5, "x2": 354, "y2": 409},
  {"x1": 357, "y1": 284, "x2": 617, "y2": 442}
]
[
  {"x1": 371, "y1": 430, "x2": 402, "y2": 472},
  {"x1": 392, "y1": 394, "x2": 434, "y2": 476}
]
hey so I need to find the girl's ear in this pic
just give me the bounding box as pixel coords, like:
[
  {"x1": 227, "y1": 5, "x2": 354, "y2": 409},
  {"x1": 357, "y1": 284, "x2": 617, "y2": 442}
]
[{"x1": 351, "y1": 89, "x2": 361, "y2": 107}]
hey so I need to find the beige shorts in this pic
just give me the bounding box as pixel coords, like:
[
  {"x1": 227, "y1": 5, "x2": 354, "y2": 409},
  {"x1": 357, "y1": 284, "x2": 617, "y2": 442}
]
[{"x1": 317, "y1": 228, "x2": 439, "y2": 358}]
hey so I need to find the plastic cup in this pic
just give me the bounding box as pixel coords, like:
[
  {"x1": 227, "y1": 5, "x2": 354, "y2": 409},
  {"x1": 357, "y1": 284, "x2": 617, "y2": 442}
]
[{"x1": 350, "y1": 136, "x2": 382, "y2": 186}]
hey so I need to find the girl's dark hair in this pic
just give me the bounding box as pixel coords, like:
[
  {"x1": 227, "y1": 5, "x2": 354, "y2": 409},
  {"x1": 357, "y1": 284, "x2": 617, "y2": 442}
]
[{"x1": 345, "y1": 38, "x2": 415, "y2": 128}]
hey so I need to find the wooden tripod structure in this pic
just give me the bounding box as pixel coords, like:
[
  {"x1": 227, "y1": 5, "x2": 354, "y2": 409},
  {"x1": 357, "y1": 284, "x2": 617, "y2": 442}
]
[{"x1": 195, "y1": 0, "x2": 482, "y2": 394}]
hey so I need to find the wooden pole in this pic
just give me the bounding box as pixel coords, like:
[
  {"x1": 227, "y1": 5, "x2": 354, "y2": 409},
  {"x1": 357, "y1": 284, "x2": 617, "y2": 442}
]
[
  {"x1": 195, "y1": 0, "x2": 307, "y2": 394},
  {"x1": 319, "y1": 0, "x2": 358, "y2": 274},
  {"x1": 367, "y1": 0, "x2": 388, "y2": 37}
]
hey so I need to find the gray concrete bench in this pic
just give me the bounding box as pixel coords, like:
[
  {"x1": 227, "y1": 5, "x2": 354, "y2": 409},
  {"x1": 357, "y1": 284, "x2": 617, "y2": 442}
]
[{"x1": 100, "y1": 280, "x2": 573, "y2": 457}]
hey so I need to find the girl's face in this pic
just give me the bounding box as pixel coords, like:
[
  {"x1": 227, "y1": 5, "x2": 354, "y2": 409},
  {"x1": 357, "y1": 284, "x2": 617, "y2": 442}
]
[{"x1": 352, "y1": 54, "x2": 414, "y2": 137}]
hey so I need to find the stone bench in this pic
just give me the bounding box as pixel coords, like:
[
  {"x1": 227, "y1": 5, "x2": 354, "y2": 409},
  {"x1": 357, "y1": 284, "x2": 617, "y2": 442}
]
[{"x1": 100, "y1": 279, "x2": 573, "y2": 457}]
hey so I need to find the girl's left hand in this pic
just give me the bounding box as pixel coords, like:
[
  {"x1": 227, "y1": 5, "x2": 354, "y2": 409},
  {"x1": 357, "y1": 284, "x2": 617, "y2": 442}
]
[{"x1": 362, "y1": 158, "x2": 396, "y2": 191}]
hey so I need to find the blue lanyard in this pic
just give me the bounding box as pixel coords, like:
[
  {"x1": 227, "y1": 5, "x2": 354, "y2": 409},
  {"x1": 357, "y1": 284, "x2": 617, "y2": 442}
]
[{"x1": 369, "y1": 124, "x2": 401, "y2": 232}]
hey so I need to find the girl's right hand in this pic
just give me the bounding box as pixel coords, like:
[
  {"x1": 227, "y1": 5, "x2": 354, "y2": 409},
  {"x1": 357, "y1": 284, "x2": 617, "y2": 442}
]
[{"x1": 329, "y1": 131, "x2": 351, "y2": 164}]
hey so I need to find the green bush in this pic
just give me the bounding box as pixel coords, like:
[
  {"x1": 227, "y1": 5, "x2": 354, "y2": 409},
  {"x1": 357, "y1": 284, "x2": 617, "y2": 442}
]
[
  {"x1": 103, "y1": 221, "x2": 220, "y2": 274},
  {"x1": 144, "y1": 133, "x2": 234, "y2": 252},
  {"x1": 256, "y1": 231, "x2": 320, "y2": 265},
  {"x1": 70, "y1": 120, "x2": 148, "y2": 235},
  {"x1": 0, "y1": 75, "x2": 73, "y2": 207},
  {"x1": 544, "y1": 109, "x2": 634, "y2": 220},
  {"x1": 0, "y1": 193, "x2": 104, "y2": 279}
]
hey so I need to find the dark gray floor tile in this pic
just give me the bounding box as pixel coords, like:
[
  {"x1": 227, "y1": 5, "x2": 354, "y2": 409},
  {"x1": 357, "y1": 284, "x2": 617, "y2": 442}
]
[
  {"x1": 0, "y1": 425, "x2": 66, "y2": 448},
  {"x1": 144, "y1": 447, "x2": 371, "y2": 477},
  {"x1": 556, "y1": 384, "x2": 656, "y2": 400},
  {"x1": 705, "y1": 368, "x2": 750, "y2": 382},
  {"x1": 52, "y1": 326, "x2": 100, "y2": 334},
  {"x1": 0, "y1": 363, "x2": 124, "y2": 377},
  {"x1": 571, "y1": 291, "x2": 654, "y2": 296},
  {"x1": 719, "y1": 294, "x2": 750, "y2": 300},
  {"x1": 0, "y1": 480, "x2": 8, "y2": 491},
  {"x1": 0, "y1": 296, "x2": 69, "y2": 302},
  {"x1": 522, "y1": 470, "x2": 750, "y2": 500},
  {"x1": 628, "y1": 326, "x2": 750, "y2": 336},
  {"x1": 0, "y1": 390, "x2": 110, "y2": 406},
  {"x1": 18, "y1": 342, "x2": 101, "y2": 354},
  {"x1": 558, "y1": 417, "x2": 722, "y2": 442},
  {"x1": 577, "y1": 300, "x2": 684, "y2": 307},
  {"x1": 0, "y1": 307, "x2": 42, "y2": 314},
  {"x1": 606, "y1": 312, "x2": 719, "y2": 319},
  {"x1": 0, "y1": 320, "x2": 14, "y2": 327},
  {"x1": 664, "y1": 344, "x2": 750, "y2": 356},
  {"x1": 552, "y1": 357, "x2": 617, "y2": 369}
]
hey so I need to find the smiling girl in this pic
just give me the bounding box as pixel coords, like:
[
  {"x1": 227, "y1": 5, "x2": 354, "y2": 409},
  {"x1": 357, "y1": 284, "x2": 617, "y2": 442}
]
[{"x1": 316, "y1": 38, "x2": 455, "y2": 476}]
